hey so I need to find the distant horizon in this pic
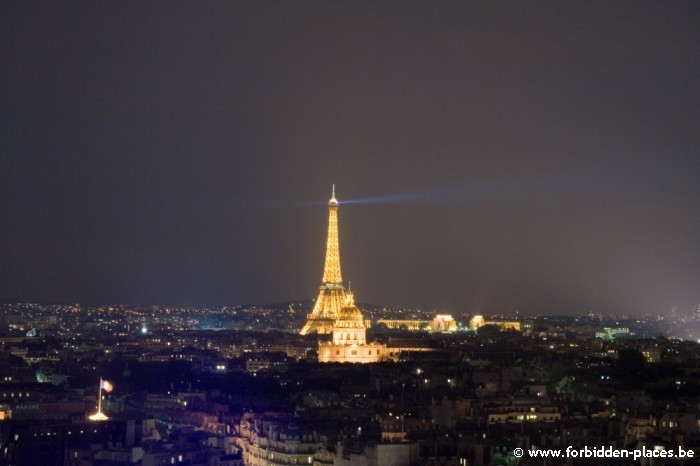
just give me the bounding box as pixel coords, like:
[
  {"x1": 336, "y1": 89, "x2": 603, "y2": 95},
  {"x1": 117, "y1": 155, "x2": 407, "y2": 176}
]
[{"x1": 1, "y1": 297, "x2": 694, "y2": 318}]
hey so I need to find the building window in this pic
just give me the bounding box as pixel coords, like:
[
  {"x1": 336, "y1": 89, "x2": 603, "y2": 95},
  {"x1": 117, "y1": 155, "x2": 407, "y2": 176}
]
[{"x1": 351, "y1": 350, "x2": 357, "y2": 356}]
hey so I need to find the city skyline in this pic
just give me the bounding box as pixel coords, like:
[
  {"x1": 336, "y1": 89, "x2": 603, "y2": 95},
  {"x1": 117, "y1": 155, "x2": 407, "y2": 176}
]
[{"x1": 1, "y1": 2, "x2": 699, "y2": 315}]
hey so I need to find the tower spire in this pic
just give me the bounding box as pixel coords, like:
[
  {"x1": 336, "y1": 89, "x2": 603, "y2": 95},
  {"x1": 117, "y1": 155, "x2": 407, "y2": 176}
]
[
  {"x1": 329, "y1": 184, "x2": 337, "y2": 205},
  {"x1": 322, "y1": 186, "x2": 342, "y2": 285}
]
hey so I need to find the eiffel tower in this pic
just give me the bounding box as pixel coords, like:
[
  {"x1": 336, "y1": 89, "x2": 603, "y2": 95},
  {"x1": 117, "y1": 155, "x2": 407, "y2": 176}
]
[{"x1": 300, "y1": 186, "x2": 347, "y2": 335}]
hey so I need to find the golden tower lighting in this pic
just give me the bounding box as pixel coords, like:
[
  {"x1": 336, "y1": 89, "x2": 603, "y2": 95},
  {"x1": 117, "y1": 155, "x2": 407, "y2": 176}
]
[{"x1": 300, "y1": 186, "x2": 347, "y2": 335}]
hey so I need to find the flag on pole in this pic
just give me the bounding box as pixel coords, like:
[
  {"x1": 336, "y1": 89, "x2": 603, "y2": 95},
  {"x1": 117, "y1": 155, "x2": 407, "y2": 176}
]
[{"x1": 101, "y1": 379, "x2": 113, "y2": 393}]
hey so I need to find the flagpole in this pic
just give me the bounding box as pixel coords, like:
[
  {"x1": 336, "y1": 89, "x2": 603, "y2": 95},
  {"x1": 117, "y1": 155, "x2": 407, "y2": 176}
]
[{"x1": 98, "y1": 377, "x2": 102, "y2": 414}]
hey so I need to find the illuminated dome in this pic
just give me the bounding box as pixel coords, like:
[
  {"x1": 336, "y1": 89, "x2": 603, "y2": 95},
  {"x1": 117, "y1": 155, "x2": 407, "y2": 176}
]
[
  {"x1": 320, "y1": 290, "x2": 384, "y2": 363},
  {"x1": 336, "y1": 293, "x2": 364, "y2": 325},
  {"x1": 330, "y1": 292, "x2": 367, "y2": 345}
]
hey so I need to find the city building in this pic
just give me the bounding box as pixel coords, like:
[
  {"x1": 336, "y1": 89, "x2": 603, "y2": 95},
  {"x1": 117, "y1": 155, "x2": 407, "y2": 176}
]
[
  {"x1": 245, "y1": 353, "x2": 289, "y2": 373},
  {"x1": 431, "y1": 314, "x2": 457, "y2": 332},
  {"x1": 595, "y1": 327, "x2": 630, "y2": 340},
  {"x1": 470, "y1": 315, "x2": 521, "y2": 332},
  {"x1": 376, "y1": 319, "x2": 430, "y2": 331},
  {"x1": 318, "y1": 293, "x2": 384, "y2": 363},
  {"x1": 376, "y1": 314, "x2": 457, "y2": 333}
]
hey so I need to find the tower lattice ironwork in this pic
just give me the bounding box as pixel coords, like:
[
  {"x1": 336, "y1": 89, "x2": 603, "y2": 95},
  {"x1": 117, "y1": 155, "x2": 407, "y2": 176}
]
[{"x1": 300, "y1": 186, "x2": 347, "y2": 335}]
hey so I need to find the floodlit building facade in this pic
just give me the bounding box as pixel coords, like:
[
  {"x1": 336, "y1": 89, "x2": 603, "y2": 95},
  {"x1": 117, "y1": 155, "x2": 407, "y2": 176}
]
[{"x1": 318, "y1": 293, "x2": 384, "y2": 363}]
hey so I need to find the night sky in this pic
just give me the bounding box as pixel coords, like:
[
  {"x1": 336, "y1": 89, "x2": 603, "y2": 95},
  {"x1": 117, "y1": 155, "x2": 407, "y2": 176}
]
[{"x1": 1, "y1": 2, "x2": 699, "y2": 315}]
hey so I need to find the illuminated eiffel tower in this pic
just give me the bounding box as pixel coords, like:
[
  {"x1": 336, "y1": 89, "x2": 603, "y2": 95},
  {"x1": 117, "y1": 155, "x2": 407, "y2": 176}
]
[{"x1": 300, "y1": 186, "x2": 347, "y2": 335}]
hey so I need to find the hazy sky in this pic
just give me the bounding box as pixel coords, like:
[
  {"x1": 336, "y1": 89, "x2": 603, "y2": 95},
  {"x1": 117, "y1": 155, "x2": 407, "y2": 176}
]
[{"x1": 1, "y1": 2, "x2": 699, "y2": 315}]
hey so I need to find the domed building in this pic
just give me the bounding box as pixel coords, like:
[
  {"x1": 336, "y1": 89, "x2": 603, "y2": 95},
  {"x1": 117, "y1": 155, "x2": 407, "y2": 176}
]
[{"x1": 318, "y1": 292, "x2": 384, "y2": 363}]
